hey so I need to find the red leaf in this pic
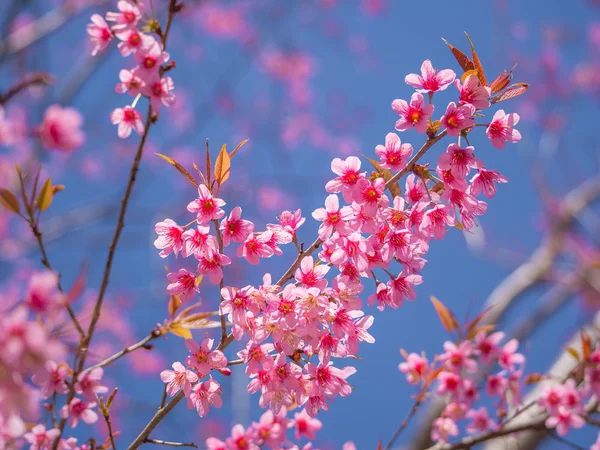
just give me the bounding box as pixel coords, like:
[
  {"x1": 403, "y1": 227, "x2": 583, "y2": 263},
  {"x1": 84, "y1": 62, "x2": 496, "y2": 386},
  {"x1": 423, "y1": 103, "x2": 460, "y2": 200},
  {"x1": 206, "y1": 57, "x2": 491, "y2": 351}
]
[
  {"x1": 430, "y1": 296, "x2": 459, "y2": 333},
  {"x1": 464, "y1": 32, "x2": 487, "y2": 86},
  {"x1": 491, "y1": 83, "x2": 529, "y2": 104},
  {"x1": 442, "y1": 38, "x2": 474, "y2": 72}
]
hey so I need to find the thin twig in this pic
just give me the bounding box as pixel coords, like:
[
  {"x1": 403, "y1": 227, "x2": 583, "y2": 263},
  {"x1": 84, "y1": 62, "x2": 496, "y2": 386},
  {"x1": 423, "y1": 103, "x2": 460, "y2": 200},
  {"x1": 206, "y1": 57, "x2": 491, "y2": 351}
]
[
  {"x1": 0, "y1": 72, "x2": 52, "y2": 104},
  {"x1": 385, "y1": 130, "x2": 448, "y2": 189},
  {"x1": 276, "y1": 238, "x2": 322, "y2": 287},
  {"x1": 143, "y1": 439, "x2": 198, "y2": 448},
  {"x1": 127, "y1": 391, "x2": 185, "y2": 450},
  {"x1": 384, "y1": 394, "x2": 425, "y2": 450},
  {"x1": 103, "y1": 411, "x2": 118, "y2": 450},
  {"x1": 87, "y1": 331, "x2": 161, "y2": 370}
]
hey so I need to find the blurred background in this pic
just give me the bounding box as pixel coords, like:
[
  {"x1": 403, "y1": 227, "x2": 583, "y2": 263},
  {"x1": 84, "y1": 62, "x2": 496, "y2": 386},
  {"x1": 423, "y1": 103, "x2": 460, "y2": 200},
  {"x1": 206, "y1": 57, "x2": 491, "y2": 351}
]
[{"x1": 1, "y1": 0, "x2": 600, "y2": 448}]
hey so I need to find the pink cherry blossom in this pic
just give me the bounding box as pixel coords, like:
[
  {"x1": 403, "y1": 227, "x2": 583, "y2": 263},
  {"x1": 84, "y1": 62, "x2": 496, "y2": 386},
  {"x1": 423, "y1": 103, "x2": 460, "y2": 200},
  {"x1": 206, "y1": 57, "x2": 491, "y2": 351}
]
[
  {"x1": 455, "y1": 74, "x2": 491, "y2": 109},
  {"x1": 87, "y1": 14, "x2": 112, "y2": 56},
  {"x1": 187, "y1": 184, "x2": 226, "y2": 223},
  {"x1": 143, "y1": 76, "x2": 176, "y2": 112},
  {"x1": 32, "y1": 360, "x2": 69, "y2": 398},
  {"x1": 74, "y1": 367, "x2": 108, "y2": 401},
  {"x1": 166, "y1": 269, "x2": 198, "y2": 302},
  {"x1": 405, "y1": 60, "x2": 456, "y2": 93},
  {"x1": 154, "y1": 219, "x2": 184, "y2": 257},
  {"x1": 392, "y1": 92, "x2": 434, "y2": 133},
  {"x1": 24, "y1": 271, "x2": 64, "y2": 316},
  {"x1": 185, "y1": 338, "x2": 227, "y2": 376},
  {"x1": 466, "y1": 407, "x2": 495, "y2": 434},
  {"x1": 160, "y1": 361, "x2": 198, "y2": 396},
  {"x1": 135, "y1": 41, "x2": 169, "y2": 75},
  {"x1": 469, "y1": 168, "x2": 508, "y2": 198},
  {"x1": 277, "y1": 209, "x2": 305, "y2": 238},
  {"x1": 238, "y1": 232, "x2": 274, "y2": 265},
  {"x1": 115, "y1": 28, "x2": 153, "y2": 56},
  {"x1": 437, "y1": 144, "x2": 482, "y2": 180},
  {"x1": 182, "y1": 225, "x2": 215, "y2": 258},
  {"x1": 325, "y1": 156, "x2": 365, "y2": 203},
  {"x1": 431, "y1": 417, "x2": 459, "y2": 443},
  {"x1": 225, "y1": 425, "x2": 258, "y2": 450},
  {"x1": 545, "y1": 406, "x2": 585, "y2": 436},
  {"x1": 110, "y1": 106, "x2": 144, "y2": 138},
  {"x1": 38, "y1": 105, "x2": 85, "y2": 152},
  {"x1": 60, "y1": 399, "x2": 98, "y2": 428},
  {"x1": 292, "y1": 409, "x2": 322, "y2": 440},
  {"x1": 220, "y1": 206, "x2": 254, "y2": 246},
  {"x1": 399, "y1": 352, "x2": 428, "y2": 384},
  {"x1": 486, "y1": 110, "x2": 521, "y2": 149},
  {"x1": 295, "y1": 256, "x2": 330, "y2": 290},
  {"x1": 105, "y1": 1, "x2": 143, "y2": 31},
  {"x1": 197, "y1": 247, "x2": 230, "y2": 284},
  {"x1": 115, "y1": 69, "x2": 145, "y2": 96},
  {"x1": 440, "y1": 102, "x2": 476, "y2": 137},
  {"x1": 311, "y1": 194, "x2": 353, "y2": 240},
  {"x1": 188, "y1": 378, "x2": 223, "y2": 417},
  {"x1": 374, "y1": 132, "x2": 413, "y2": 171},
  {"x1": 23, "y1": 424, "x2": 60, "y2": 450}
]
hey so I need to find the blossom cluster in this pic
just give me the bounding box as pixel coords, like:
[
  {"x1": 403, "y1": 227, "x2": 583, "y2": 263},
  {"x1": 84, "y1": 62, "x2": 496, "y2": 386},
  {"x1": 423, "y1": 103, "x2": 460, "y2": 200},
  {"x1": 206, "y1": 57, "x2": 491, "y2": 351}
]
[
  {"x1": 0, "y1": 270, "x2": 109, "y2": 450},
  {"x1": 204, "y1": 408, "x2": 329, "y2": 450},
  {"x1": 400, "y1": 330, "x2": 526, "y2": 442},
  {"x1": 87, "y1": 0, "x2": 176, "y2": 138},
  {"x1": 155, "y1": 57, "x2": 523, "y2": 432},
  {"x1": 400, "y1": 331, "x2": 600, "y2": 446}
]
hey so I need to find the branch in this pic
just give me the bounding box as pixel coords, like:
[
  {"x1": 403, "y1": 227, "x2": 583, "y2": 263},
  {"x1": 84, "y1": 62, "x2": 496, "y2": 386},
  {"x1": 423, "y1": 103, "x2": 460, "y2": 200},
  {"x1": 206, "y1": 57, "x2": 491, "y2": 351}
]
[
  {"x1": 143, "y1": 439, "x2": 198, "y2": 448},
  {"x1": 127, "y1": 391, "x2": 185, "y2": 450},
  {"x1": 0, "y1": 72, "x2": 52, "y2": 104},
  {"x1": 276, "y1": 237, "x2": 322, "y2": 287},
  {"x1": 385, "y1": 130, "x2": 448, "y2": 189},
  {"x1": 0, "y1": 1, "x2": 109, "y2": 57},
  {"x1": 87, "y1": 331, "x2": 161, "y2": 371},
  {"x1": 385, "y1": 394, "x2": 426, "y2": 450}
]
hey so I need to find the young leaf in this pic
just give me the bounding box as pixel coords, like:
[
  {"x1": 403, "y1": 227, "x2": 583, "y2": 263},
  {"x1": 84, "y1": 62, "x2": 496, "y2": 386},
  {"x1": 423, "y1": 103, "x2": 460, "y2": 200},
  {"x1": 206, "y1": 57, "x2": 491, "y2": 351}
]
[
  {"x1": 0, "y1": 188, "x2": 21, "y2": 214},
  {"x1": 461, "y1": 69, "x2": 479, "y2": 83},
  {"x1": 169, "y1": 325, "x2": 192, "y2": 339},
  {"x1": 430, "y1": 296, "x2": 459, "y2": 333},
  {"x1": 205, "y1": 139, "x2": 211, "y2": 187},
  {"x1": 464, "y1": 32, "x2": 486, "y2": 86},
  {"x1": 488, "y1": 68, "x2": 514, "y2": 93},
  {"x1": 581, "y1": 329, "x2": 592, "y2": 361},
  {"x1": 180, "y1": 311, "x2": 221, "y2": 329},
  {"x1": 491, "y1": 83, "x2": 529, "y2": 104},
  {"x1": 156, "y1": 153, "x2": 199, "y2": 188},
  {"x1": 441, "y1": 37, "x2": 474, "y2": 72},
  {"x1": 565, "y1": 347, "x2": 580, "y2": 361},
  {"x1": 214, "y1": 144, "x2": 231, "y2": 185},
  {"x1": 230, "y1": 139, "x2": 249, "y2": 159},
  {"x1": 36, "y1": 177, "x2": 53, "y2": 212},
  {"x1": 168, "y1": 295, "x2": 182, "y2": 317},
  {"x1": 524, "y1": 373, "x2": 543, "y2": 384}
]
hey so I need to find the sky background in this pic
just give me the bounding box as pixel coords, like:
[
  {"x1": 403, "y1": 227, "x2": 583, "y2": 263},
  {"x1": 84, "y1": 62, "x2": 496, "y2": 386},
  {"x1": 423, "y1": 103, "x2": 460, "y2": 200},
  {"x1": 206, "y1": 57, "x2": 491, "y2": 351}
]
[{"x1": 1, "y1": 0, "x2": 600, "y2": 448}]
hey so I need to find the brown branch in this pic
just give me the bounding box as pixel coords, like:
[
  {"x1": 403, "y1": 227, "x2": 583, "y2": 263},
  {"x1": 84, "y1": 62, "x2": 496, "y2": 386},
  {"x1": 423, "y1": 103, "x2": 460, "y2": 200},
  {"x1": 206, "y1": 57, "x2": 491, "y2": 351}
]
[
  {"x1": 385, "y1": 130, "x2": 448, "y2": 189},
  {"x1": 276, "y1": 237, "x2": 322, "y2": 287},
  {"x1": 127, "y1": 391, "x2": 185, "y2": 450},
  {"x1": 87, "y1": 330, "x2": 161, "y2": 371},
  {"x1": 103, "y1": 410, "x2": 118, "y2": 450},
  {"x1": 52, "y1": 103, "x2": 155, "y2": 450},
  {"x1": 385, "y1": 394, "x2": 426, "y2": 450},
  {"x1": 143, "y1": 439, "x2": 198, "y2": 448},
  {"x1": 0, "y1": 72, "x2": 52, "y2": 104}
]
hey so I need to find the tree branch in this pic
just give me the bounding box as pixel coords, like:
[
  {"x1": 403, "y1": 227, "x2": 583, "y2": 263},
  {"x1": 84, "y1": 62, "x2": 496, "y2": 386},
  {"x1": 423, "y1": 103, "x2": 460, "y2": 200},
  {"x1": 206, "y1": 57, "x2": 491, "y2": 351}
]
[
  {"x1": 143, "y1": 439, "x2": 198, "y2": 449},
  {"x1": 0, "y1": 72, "x2": 52, "y2": 104},
  {"x1": 87, "y1": 330, "x2": 161, "y2": 371}
]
